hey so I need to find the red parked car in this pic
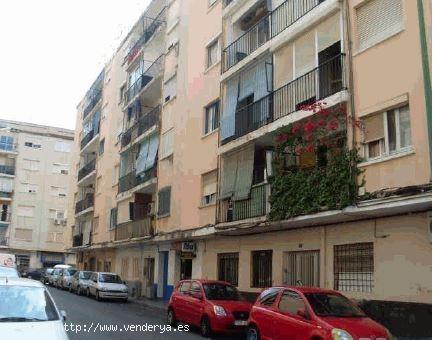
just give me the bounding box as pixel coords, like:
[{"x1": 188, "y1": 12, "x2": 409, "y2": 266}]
[
  {"x1": 167, "y1": 279, "x2": 252, "y2": 337},
  {"x1": 246, "y1": 286, "x2": 392, "y2": 340}
]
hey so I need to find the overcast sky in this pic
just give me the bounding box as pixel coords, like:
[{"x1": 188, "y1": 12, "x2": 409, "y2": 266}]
[{"x1": 0, "y1": 0, "x2": 151, "y2": 130}]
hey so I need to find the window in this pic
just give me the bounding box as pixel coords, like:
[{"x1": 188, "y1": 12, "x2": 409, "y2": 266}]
[
  {"x1": 50, "y1": 186, "x2": 67, "y2": 197},
  {"x1": 206, "y1": 39, "x2": 220, "y2": 68},
  {"x1": 121, "y1": 258, "x2": 129, "y2": 278},
  {"x1": 363, "y1": 105, "x2": 412, "y2": 160},
  {"x1": 163, "y1": 75, "x2": 177, "y2": 103},
  {"x1": 113, "y1": 165, "x2": 119, "y2": 185},
  {"x1": 15, "y1": 228, "x2": 32, "y2": 241},
  {"x1": 179, "y1": 281, "x2": 191, "y2": 294},
  {"x1": 109, "y1": 208, "x2": 118, "y2": 230},
  {"x1": 96, "y1": 176, "x2": 102, "y2": 194},
  {"x1": 251, "y1": 250, "x2": 273, "y2": 288},
  {"x1": 0, "y1": 136, "x2": 14, "y2": 151},
  {"x1": 334, "y1": 242, "x2": 374, "y2": 292},
  {"x1": 190, "y1": 282, "x2": 201, "y2": 295},
  {"x1": 356, "y1": 0, "x2": 403, "y2": 51},
  {"x1": 208, "y1": 0, "x2": 217, "y2": 6},
  {"x1": 204, "y1": 101, "x2": 220, "y2": 135},
  {"x1": 49, "y1": 209, "x2": 65, "y2": 220},
  {"x1": 22, "y1": 159, "x2": 40, "y2": 171},
  {"x1": 133, "y1": 257, "x2": 140, "y2": 278},
  {"x1": 99, "y1": 138, "x2": 105, "y2": 156},
  {"x1": 24, "y1": 141, "x2": 41, "y2": 149},
  {"x1": 217, "y1": 253, "x2": 239, "y2": 286},
  {"x1": 47, "y1": 232, "x2": 63, "y2": 243},
  {"x1": 283, "y1": 250, "x2": 320, "y2": 287},
  {"x1": 120, "y1": 85, "x2": 126, "y2": 103},
  {"x1": 278, "y1": 290, "x2": 306, "y2": 315},
  {"x1": 20, "y1": 183, "x2": 38, "y2": 194},
  {"x1": 52, "y1": 163, "x2": 69, "y2": 174},
  {"x1": 258, "y1": 287, "x2": 280, "y2": 307},
  {"x1": 201, "y1": 171, "x2": 217, "y2": 206},
  {"x1": 158, "y1": 187, "x2": 171, "y2": 216},
  {"x1": 93, "y1": 216, "x2": 99, "y2": 233},
  {"x1": 160, "y1": 129, "x2": 174, "y2": 159},
  {"x1": 17, "y1": 205, "x2": 34, "y2": 217},
  {"x1": 54, "y1": 141, "x2": 71, "y2": 153}
]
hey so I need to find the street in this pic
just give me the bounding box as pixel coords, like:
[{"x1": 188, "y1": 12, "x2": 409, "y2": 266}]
[{"x1": 49, "y1": 287, "x2": 242, "y2": 340}]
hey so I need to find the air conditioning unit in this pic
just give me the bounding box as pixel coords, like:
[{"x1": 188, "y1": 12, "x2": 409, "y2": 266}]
[{"x1": 54, "y1": 218, "x2": 67, "y2": 225}]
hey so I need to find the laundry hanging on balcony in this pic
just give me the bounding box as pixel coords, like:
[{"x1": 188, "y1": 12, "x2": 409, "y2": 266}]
[
  {"x1": 220, "y1": 143, "x2": 255, "y2": 201},
  {"x1": 135, "y1": 133, "x2": 159, "y2": 174}
]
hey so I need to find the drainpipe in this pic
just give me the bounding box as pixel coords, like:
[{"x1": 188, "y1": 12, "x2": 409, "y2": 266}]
[{"x1": 417, "y1": 0, "x2": 432, "y2": 165}]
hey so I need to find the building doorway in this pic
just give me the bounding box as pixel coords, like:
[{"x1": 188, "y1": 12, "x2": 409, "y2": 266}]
[{"x1": 180, "y1": 258, "x2": 192, "y2": 280}]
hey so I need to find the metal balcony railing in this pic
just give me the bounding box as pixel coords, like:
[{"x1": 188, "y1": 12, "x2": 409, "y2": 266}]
[
  {"x1": 72, "y1": 234, "x2": 83, "y2": 247},
  {"x1": 125, "y1": 7, "x2": 167, "y2": 64},
  {"x1": 0, "y1": 143, "x2": 16, "y2": 152},
  {"x1": 78, "y1": 159, "x2": 96, "y2": 182},
  {"x1": 0, "y1": 191, "x2": 12, "y2": 199},
  {"x1": 222, "y1": 0, "x2": 324, "y2": 72},
  {"x1": 80, "y1": 122, "x2": 100, "y2": 150},
  {"x1": 118, "y1": 166, "x2": 157, "y2": 194},
  {"x1": 83, "y1": 90, "x2": 102, "y2": 120},
  {"x1": 222, "y1": 53, "x2": 345, "y2": 144},
  {"x1": 125, "y1": 55, "x2": 164, "y2": 103},
  {"x1": 0, "y1": 165, "x2": 14, "y2": 176},
  {"x1": 115, "y1": 218, "x2": 153, "y2": 241},
  {"x1": 218, "y1": 182, "x2": 268, "y2": 223},
  {"x1": 121, "y1": 106, "x2": 160, "y2": 148},
  {"x1": 75, "y1": 194, "x2": 94, "y2": 214},
  {"x1": 0, "y1": 236, "x2": 8, "y2": 246},
  {"x1": 0, "y1": 212, "x2": 11, "y2": 223},
  {"x1": 222, "y1": 0, "x2": 234, "y2": 8}
]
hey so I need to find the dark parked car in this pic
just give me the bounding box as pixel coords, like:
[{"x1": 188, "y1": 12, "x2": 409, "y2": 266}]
[{"x1": 22, "y1": 268, "x2": 44, "y2": 280}]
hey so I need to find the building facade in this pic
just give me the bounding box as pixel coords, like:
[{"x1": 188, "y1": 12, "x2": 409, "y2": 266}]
[
  {"x1": 0, "y1": 119, "x2": 74, "y2": 270},
  {"x1": 67, "y1": 0, "x2": 431, "y2": 336}
]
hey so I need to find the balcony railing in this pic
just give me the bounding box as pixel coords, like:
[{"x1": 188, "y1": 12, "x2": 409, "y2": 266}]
[
  {"x1": 0, "y1": 236, "x2": 8, "y2": 246},
  {"x1": 0, "y1": 165, "x2": 14, "y2": 176},
  {"x1": 121, "y1": 106, "x2": 160, "y2": 148},
  {"x1": 222, "y1": 0, "x2": 323, "y2": 72},
  {"x1": 223, "y1": 0, "x2": 234, "y2": 8},
  {"x1": 118, "y1": 166, "x2": 157, "y2": 194},
  {"x1": 75, "y1": 194, "x2": 94, "y2": 214},
  {"x1": 222, "y1": 53, "x2": 345, "y2": 144},
  {"x1": 0, "y1": 143, "x2": 16, "y2": 152},
  {"x1": 83, "y1": 90, "x2": 102, "y2": 120},
  {"x1": 0, "y1": 212, "x2": 11, "y2": 223},
  {"x1": 80, "y1": 122, "x2": 100, "y2": 150},
  {"x1": 115, "y1": 218, "x2": 153, "y2": 241},
  {"x1": 73, "y1": 234, "x2": 83, "y2": 247},
  {"x1": 0, "y1": 191, "x2": 12, "y2": 199},
  {"x1": 125, "y1": 55, "x2": 165, "y2": 103},
  {"x1": 78, "y1": 159, "x2": 96, "y2": 182},
  {"x1": 218, "y1": 182, "x2": 268, "y2": 223},
  {"x1": 125, "y1": 7, "x2": 167, "y2": 64}
]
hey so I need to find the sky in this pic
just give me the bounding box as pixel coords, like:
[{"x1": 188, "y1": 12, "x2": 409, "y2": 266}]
[{"x1": 0, "y1": 0, "x2": 151, "y2": 130}]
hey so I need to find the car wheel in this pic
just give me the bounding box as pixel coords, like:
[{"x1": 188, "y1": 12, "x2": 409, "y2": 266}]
[
  {"x1": 69, "y1": 285, "x2": 72, "y2": 293},
  {"x1": 96, "y1": 291, "x2": 101, "y2": 301},
  {"x1": 86, "y1": 288, "x2": 90, "y2": 297},
  {"x1": 122, "y1": 298, "x2": 128, "y2": 303},
  {"x1": 200, "y1": 316, "x2": 212, "y2": 338},
  {"x1": 167, "y1": 308, "x2": 177, "y2": 326},
  {"x1": 76, "y1": 286, "x2": 80, "y2": 295},
  {"x1": 247, "y1": 325, "x2": 260, "y2": 340}
]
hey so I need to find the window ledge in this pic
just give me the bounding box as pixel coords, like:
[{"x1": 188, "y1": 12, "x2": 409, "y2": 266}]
[
  {"x1": 204, "y1": 61, "x2": 221, "y2": 74},
  {"x1": 199, "y1": 202, "x2": 216, "y2": 209},
  {"x1": 202, "y1": 128, "x2": 219, "y2": 140},
  {"x1": 353, "y1": 27, "x2": 405, "y2": 57},
  {"x1": 207, "y1": 0, "x2": 219, "y2": 13},
  {"x1": 157, "y1": 213, "x2": 170, "y2": 220},
  {"x1": 162, "y1": 95, "x2": 177, "y2": 108},
  {"x1": 358, "y1": 147, "x2": 415, "y2": 167}
]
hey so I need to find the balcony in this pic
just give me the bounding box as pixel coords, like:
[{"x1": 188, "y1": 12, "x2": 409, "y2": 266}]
[
  {"x1": 0, "y1": 236, "x2": 8, "y2": 247},
  {"x1": 223, "y1": 0, "x2": 234, "y2": 8},
  {"x1": 78, "y1": 159, "x2": 96, "y2": 182},
  {"x1": 0, "y1": 165, "x2": 14, "y2": 176},
  {"x1": 80, "y1": 122, "x2": 100, "y2": 150},
  {"x1": 0, "y1": 212, "x2": 11, "y2": 224},
  {"x1": 72, "y1": 234, "x2": 83, "y2": 247},
  {"x1": 0, "y1": 191, "x2": 12, "y2": 200},
  {"x1": 222, "y1": 0, "x2": 324, "y2": 72},
  {"x1": 115, "y1": 218, "x2": 153, "y2": 241},
  {"x1": 83, "y1": 90, "x2": 102, "y2": 120},
  {"x1": 121, "y1": 106, "x2": 160, "y2": 148},
  {"x1": 118, "y1": 166, "x2": 157, "y2": 194},
  {"x1": 222, "y1": 53, "x2": 345, "y2": 144},
  {"x1": 75, "y1": 194, "x2": 94, "y2": 215},
  {"x1": 125, "y1": 55, "x2": 164, "y2": 104},
  {"x1": 125, "y1": 7, "x2": 167, "y2": 64}
]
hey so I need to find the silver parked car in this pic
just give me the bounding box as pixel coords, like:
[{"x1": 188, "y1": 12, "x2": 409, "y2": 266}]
[
  {"x1": 48, "y1": 268, "x2": 61, "y2": 286},
  {"x1": 69, "y1": 270, "x2": 93, "y2": 295},
  {"x1": 57, "y1": 268, "x2": 77, "y2": 290},
  {"x1": 87, "y1": 272, "x2": 128, "y2": 302}
]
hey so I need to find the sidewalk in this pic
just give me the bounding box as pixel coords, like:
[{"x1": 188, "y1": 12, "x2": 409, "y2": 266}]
[{"x1": 130, "y1": 297, "x2": 167, "y2": 316}]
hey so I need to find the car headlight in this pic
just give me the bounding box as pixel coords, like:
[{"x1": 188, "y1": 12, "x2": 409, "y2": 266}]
[
  {"x1": 123, "y1": 288, "x2": 128, "y2": 293},
  {"x1": 332, "y1": 328, "x2": 353, "y2": 340},
  {"x1": 213, "y1": 305, "x2": 227, "y2": 317},
  {"x1": 99, "y1": 287, "x2": 107, "y2": 291}
]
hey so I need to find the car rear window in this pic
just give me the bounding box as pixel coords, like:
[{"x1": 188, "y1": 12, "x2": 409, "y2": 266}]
[{"x1": 81, "y1": 271, "x2": 92, "y2": 279}]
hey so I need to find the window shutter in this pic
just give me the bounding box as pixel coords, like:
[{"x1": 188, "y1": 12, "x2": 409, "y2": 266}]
[
  {"x1": 356, "y1": 0, "x2": 403, "y2": 51},
  {"x1": 363, "y1": 113, "x2": 385, "y2": 142},
  {"x1": 163, "y1": 75, "x2": 177, "y2": 102},
  {"x1": 129, "y1": 202, "x2": 135, "y2": 220},
  {"x1": 202, "y1": 171, "x2": 217, "y2": 197}
]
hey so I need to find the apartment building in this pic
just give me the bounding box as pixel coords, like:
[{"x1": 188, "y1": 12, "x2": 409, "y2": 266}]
[
  {"x1": 0, "y1": 119, "x2": 74, "y2": 270},
  {"x1": 67, "y1": 0, "x2": 431, "y2": 336}
]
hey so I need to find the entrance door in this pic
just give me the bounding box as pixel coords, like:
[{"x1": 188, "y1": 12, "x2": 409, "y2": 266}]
[
  {"x1": 283, "y1": 250, "x2": 320, "y2": 287},
  {"x1": 160, "y1": 251, "x2": 170, "y2": 301},
  {"x1": 143, "y1": 258, "x2": 155, "y2": 298},
  {"x1": 180, "y1": 258, "x2": 192, "y2": 280},
  {"x1": 89, "y1": 257, "x2": 96, "y2": 271}
]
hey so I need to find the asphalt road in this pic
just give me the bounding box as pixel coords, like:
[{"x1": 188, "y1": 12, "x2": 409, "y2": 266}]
[{"x1": 48, "y1": 286, "x2": 242, "y2": 340}]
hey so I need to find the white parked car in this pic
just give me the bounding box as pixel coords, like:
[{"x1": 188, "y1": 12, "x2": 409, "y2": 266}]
[
  {"x1": 57, "y1": 268, "x2": 77, "y2": 290},
  {"x1": 48, "y1": 268, "x2": 61, "y2": 286},
  {"x1": 0, "y1": 277, "x2": 68, "y2": 339},
  {"x1": 87, "y1": 272, "x2": 128, "y2": 302},
  {"x1": 69, "y1": 271, "x2": 93, "y2": 295}
]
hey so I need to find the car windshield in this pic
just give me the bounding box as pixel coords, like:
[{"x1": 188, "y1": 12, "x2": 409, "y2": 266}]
[
  {"x1": 53, "y1": 269, "x2": 60, "y2": 275},
  {"x1": 203, "y1": 283, "x2": 241, "y2": 301},
  {"x1": 0, "y1": 286, "x2": 59, "y2": 322},
  {"x1": 0, "y1": 266, "x2": 19, "y2": 278},
  {"x1": 46, "y1": 269, "x2": 53, "y2": 274},
  {"x1": 67, "y1": 269, "x2": 77, "y2": 276},
  {"x1": 81, "y1": 271, "x2": 92, "y2": 279},
  {"x1": 99, "y1": 274, "x2": 122, "y2": 283},
  {"x1": 305, "y1": 293, "x2": 366, "y2": 318}
]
